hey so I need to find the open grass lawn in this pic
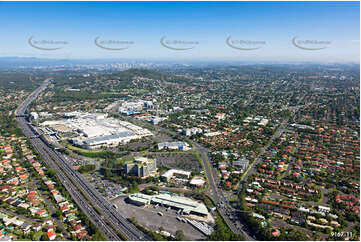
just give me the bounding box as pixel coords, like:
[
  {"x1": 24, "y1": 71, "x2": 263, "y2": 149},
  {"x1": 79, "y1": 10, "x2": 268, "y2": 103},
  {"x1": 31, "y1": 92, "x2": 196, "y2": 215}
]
[
  {"x1": 64, "y1": 143, "x2": 107, "y2": 157},
  {"x1": 60, "y1": 141, "x2": 129, "y2": 159}
]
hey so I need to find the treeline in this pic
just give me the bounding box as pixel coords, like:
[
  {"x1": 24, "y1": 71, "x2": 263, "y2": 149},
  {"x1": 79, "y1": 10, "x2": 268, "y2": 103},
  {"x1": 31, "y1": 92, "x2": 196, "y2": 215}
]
[
  {"x1": 78, "y1": 164, "x2": 96, "y2": 174},
  {"x1": 0, "y1": 115, "x2": 23, "y2": 136},
  {"x1": 187, "y1": 192, "x2": 244, "y2": 241},
  {"x1": 208, "y1": 216, "x2": 244, "y2": 241},
  {"x1": 45, "y1": 90, "x2": 126, "y2": 102},
  {"x1": 78, "y1": 210, "x2": 107, "y2": 241},
  {"x1": 0, "y1": 71, "x2": 42, "y2": 90},
  {"x1": 108, "y1": 68, "x2": 192, "y2": 85},
  {"x1": 239, "y1": 187, "x2": 310, "y2": 241},
  {"x1": 64, "y1": 142, "x2": 129, "y2": 159},
  {"x1": 46, "y1": 169, "x2": 107, "y2": 240}
]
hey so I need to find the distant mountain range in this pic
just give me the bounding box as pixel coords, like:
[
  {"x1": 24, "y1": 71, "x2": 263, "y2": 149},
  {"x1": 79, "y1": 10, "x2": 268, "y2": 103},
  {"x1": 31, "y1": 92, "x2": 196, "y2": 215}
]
[
  {"x1": 0, "y1": 57, "x2": 129, "y2": 67},
  {"x1": 0, "y1": 56, "x2": 358, "y2": 70}
]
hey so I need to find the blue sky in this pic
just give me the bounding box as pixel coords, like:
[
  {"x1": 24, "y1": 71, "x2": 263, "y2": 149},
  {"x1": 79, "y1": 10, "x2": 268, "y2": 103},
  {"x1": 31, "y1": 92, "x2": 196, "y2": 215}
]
[{"x1": 0, "y1": 1, "x2": 359, "y2": 62}]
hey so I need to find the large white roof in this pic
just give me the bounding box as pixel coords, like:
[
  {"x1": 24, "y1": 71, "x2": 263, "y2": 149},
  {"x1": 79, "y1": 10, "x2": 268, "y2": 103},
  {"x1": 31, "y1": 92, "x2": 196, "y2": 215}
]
[
  {"x1": 161, "y1": 169, "x2": 191, "y2": 179},
  {"x1": 129, "y1": 193, "x2": 209, "y2": 216}
]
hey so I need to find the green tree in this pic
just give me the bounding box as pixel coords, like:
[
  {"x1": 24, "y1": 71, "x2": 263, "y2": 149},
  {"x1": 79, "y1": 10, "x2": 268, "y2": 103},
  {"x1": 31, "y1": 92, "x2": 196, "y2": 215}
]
[
  {"x1": 40, "y1": 233, "x2": 49, "y2": 241},
  {"x1": 208, "y1": 216, "x2": 244, "y2": 241},
  {"x1": 55, "y1": 226, "x2": 63, "y2": 233},
  {"x1": 47, "y1": 169, "x2": 56, "y2": 178},
  {"x1": 175, "y1": 230, "x2": 185, "y2": 241},
  {"x1": 78, "y1": 164, "x2": 96, "y2": 174},
  {"x1": 91, "y1": 230, "x2": 106, "y2": 241},
  {"x1": 54, "y1": 209, "x2": 62, "y2": 218}
]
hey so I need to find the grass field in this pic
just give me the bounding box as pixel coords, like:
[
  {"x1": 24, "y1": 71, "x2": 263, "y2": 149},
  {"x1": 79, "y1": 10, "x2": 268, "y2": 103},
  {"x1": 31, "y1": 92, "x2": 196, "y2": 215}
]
[{"x1": 61, "y1": 142, "x2": 108, "y2": 158}]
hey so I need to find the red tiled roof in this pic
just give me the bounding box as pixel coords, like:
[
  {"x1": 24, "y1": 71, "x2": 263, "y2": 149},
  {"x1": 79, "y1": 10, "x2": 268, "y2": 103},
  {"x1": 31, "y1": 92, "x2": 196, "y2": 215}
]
[{"x1": 47, "y1": 230, "x2": 56, "y2": 238}]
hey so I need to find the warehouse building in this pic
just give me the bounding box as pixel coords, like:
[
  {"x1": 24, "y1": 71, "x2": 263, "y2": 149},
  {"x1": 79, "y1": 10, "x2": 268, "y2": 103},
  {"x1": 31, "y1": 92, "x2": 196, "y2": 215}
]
[{"x1": 128, "y1": 193, "x2": 209, "y2": 217}]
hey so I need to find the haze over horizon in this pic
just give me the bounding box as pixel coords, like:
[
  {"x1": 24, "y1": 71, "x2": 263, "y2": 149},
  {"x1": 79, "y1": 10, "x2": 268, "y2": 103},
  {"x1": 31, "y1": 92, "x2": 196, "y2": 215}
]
[{"x1": 0, "y1": 1, "x2": 359, "y2": 63}]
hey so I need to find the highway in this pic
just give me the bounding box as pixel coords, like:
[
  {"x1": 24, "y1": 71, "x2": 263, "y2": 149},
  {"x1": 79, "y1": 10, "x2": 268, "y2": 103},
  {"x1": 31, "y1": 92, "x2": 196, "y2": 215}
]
[{"x1": 15, "y1": 79, "x2": 149, "y2": 241}]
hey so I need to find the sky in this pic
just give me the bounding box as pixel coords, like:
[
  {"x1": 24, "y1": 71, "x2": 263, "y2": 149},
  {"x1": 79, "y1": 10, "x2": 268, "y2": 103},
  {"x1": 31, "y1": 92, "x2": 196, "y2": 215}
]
[{"x1": 0, "y1": 1, "x2": 359, "y2": 63}]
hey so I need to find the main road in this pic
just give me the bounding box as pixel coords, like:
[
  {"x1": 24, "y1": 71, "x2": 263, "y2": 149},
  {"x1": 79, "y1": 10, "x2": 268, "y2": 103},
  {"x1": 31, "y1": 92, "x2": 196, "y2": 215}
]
[
  {"x1": 118, "y1": 114, "x2": 254, "y2": 240},
  {"x1": 15, "y1": 79, "x2": 149, "y2": 241},
  {"x1": 239, "y1": 94, "x2": 307, "y2": 186},
  {"x1": 114, "y1": 87, "x2": 307, "y2": 241}
]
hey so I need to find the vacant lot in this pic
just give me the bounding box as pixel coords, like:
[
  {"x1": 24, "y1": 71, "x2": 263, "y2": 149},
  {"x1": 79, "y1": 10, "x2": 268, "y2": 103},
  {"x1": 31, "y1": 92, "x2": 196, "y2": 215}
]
[
  {"x1": 155, "y1": 153, "x2": 202, "y2": 173},
  {"x1": 124, "y1": 139, "x2": 155, "y2": 152}
]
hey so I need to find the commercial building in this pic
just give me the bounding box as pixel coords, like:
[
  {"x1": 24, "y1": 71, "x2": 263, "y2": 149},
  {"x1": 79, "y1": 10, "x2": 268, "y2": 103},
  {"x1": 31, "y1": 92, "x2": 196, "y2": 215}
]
[
  {"x1": 76, "y1": 131, "x2": 138, "y2": 149},
  {"x1": 157, "y1": 141, "x2": 189, "y2": 151},
  {"x1": 290, "y1": 123, "x2": 315, "y2": 131},
  {"x1": 233, "y1": 158, "x2": 250, "y2": 170},
  {"x1": 128, "y1": 193, "x2": 209, "y2": 217},
  {"x1": 41, "y1": 112, "x2": 153, "y2": 149},
  {"x1": 182, "y1": 128, "x2": 202, "y2": 136},
  {"x1": 149, "y1": 116, "x2": 166, "y2": 125},
  {"x1": 124, "y1": 157, "x2": 157, "y2": 178},
  {"x1": 118, "y1": 100, "x2": 154, "y2": 114},
  {"x1": 189, "y1": 177, "x2": 206, "y2": 187},
  {"x1": 30, "y1": 112, "x2": 39, "y2": 121},
  {"x1": 161, "y1": 169, "x2": 191, "y2": 181},
  {"x1": 204, "y1": 131, "x2": 221, "y2": 137}
]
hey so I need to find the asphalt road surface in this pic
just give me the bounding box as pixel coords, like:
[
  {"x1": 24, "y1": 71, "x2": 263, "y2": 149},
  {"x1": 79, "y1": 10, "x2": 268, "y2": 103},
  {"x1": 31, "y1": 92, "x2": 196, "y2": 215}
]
[{"x1": 15, "y1": 79, "x2": 149, "y2": 241}]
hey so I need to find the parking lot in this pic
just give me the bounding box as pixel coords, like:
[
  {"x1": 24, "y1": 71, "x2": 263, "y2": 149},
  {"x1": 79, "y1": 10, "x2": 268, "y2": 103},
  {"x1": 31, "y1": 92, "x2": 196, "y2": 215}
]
[
  {"x1": 87, "y1": 172, "x2": 126, "y2": 199},
  {"x1": 111, "y1": 196, "x2": 207, "y2": 240},
  {"x1": 155, "y1": 153, "x2": 202, "y2": 172}
]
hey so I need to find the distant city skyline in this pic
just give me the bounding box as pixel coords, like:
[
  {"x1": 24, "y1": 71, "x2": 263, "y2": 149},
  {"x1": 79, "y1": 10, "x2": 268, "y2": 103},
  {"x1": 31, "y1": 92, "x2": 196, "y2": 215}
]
[{"x1": 0, "y1": 1, "x2": 359, "y2": 63}]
